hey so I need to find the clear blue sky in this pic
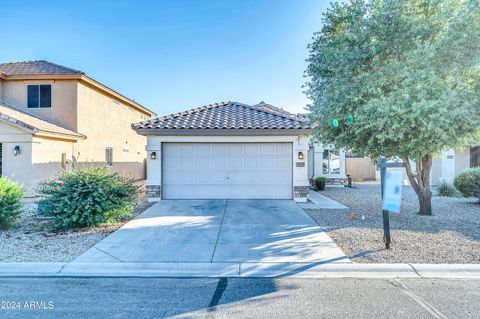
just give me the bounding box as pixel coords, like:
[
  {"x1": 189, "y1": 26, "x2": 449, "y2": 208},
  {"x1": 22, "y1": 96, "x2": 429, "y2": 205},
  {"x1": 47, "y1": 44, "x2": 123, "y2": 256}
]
[{"x1": 2, "y1": 0, "x2": 329, "y2": 116}]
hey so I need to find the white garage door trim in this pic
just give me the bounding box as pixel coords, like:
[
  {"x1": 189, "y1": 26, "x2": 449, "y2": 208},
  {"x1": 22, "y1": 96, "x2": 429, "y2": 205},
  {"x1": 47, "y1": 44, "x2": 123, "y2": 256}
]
[{"x1": 162, "y1": 142, "x2": 293, "y2": 199}]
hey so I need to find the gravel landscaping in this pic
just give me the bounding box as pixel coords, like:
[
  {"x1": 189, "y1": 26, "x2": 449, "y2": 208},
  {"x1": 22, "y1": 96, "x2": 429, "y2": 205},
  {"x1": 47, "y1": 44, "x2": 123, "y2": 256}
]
[
  {"x1": 304, "y1": 183, "x2": 480, "y2": 264},
  {"x1": 0, "y1": 198, "x2": 153, "y2": 262}
]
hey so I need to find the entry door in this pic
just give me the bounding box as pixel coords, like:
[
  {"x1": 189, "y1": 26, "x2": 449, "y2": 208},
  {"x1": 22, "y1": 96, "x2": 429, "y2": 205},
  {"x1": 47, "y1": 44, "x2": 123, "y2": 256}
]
[{"x1": 162, "y1": 143, "x2": 293, "y2": 199}]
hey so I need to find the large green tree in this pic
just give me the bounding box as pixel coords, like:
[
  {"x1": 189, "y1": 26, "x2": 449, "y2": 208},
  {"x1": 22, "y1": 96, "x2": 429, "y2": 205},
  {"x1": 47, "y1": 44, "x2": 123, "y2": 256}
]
[{"x1": 305, "y1": 0, "x2": 480, "y2": 215}]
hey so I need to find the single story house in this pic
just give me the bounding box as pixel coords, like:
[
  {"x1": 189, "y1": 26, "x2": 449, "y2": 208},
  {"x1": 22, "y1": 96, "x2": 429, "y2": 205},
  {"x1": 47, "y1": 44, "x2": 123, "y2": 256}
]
[
  {"x1": 133, "y1": 101, "x2": 315, "y2": 202},
  {"x1": 0, "y1": 60, "x2": 156, "y2": 195},
  {"x1": 133, "y1": 101, "x2": 350, "y2": 202}
]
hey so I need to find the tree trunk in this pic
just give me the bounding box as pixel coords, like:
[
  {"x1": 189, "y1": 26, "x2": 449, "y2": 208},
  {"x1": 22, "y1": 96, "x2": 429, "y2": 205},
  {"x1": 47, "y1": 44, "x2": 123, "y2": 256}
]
[
  {"x1": 417, "y1": 188, "x2": 432, "y2": 216},
  {"x1": 402, "y1": 154, "x2": 433, "y2": 216}
]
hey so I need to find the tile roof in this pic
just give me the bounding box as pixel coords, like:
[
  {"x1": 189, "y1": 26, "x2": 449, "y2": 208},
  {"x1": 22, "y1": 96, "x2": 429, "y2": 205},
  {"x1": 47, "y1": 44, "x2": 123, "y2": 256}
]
[
  {"x1": 0, "y1": 101, "x2": 85, "y2": 139},
  {"x1": 132, "y1": 101, "x2": 311, "y2": 132},
  {"x1": 0, "y1": 60, "x2": 83, "y2": 75}
]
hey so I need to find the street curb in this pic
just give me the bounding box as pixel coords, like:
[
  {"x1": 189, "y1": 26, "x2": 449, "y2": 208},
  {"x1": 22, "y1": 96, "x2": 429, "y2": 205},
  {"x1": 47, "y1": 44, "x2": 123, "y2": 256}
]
[
  {"x1": 0, "y1": 262, "x2": 67, "y2": 276},
  {"x1": 0, "y1": 262, "x2": 479, "y2": 279}
]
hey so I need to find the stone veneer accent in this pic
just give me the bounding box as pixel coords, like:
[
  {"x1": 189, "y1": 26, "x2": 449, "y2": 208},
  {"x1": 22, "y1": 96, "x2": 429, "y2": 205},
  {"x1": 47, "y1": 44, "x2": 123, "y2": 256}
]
[
  {"x1": 146, "y1": 185, "x2": 161, "y2": 198},
  {"x1": 293, "y1": 186, "x2": 309, "y2": 198}
]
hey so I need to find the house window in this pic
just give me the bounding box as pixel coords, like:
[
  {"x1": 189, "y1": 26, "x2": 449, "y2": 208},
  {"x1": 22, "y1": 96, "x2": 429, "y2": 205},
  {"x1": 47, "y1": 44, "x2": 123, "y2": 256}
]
[
  {"x1": 27, "y1": 85, "x2": 51, "y2": 108},
  {"x1": 471, "y1": 146, "x2": 480, "y2": 168},
  {"x1": 322, "y1": 149, "x2": 340, "y2": 175},
  {"x1": 105, "y1": 147, "x2": 113, "y2": 166}
]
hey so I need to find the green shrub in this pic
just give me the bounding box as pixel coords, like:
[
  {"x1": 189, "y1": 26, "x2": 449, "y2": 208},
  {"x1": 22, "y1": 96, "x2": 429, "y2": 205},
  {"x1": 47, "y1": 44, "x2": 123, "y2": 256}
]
[
  {"x1": 38, "y1": 167, "x2": 139, "y2": 229},
  {"x1": 315, "y1": 176, "x2": 327, "y2": 191},
  {"x1": 471, "y1": 178, "x2": 480, "y2": 199},
  {"x1": 453, "y1": 168, "x2": 480, "y2": 199},
  {"x1": 0, "y1": 178, "x2": 24, "y2": 228},
  {"x1": 437, "y1": 180, "x2": 462, "y2": 197}
]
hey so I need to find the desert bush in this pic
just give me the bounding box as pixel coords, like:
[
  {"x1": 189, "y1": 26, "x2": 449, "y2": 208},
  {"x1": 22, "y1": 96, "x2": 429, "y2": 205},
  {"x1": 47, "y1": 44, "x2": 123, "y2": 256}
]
[
  {"x1": 315, "y1": 176, "x2": 327, "y2": 191},
  {"x1": 453, "y1": 168, "x2": 480, "y2": 199},
  {"x1": 437, "y1": 180, "x2": 462, "y2": 197},
  {"x1": 38, "y1": 167, "x2": 139, "y2": 229},
  {"x1": 0, "y1": 178, "x2": 24, "y2": 228}
]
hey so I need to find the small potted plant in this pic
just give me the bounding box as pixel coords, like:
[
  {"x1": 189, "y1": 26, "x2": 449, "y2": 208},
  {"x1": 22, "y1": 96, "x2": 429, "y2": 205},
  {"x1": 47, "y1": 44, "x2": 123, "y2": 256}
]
[{"x1": 315, "y1": 176, "x2": 327, "y2": 191}]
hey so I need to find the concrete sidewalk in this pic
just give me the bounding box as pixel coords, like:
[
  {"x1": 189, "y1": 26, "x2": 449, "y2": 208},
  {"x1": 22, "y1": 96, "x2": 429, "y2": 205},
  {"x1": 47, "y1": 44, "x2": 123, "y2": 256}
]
[
  {"x1": 297, "y1": 191, "x2": 349, "y2": 210},
  {"x1": 1, "y1": 262, "x2": 479, "y2": 279}
]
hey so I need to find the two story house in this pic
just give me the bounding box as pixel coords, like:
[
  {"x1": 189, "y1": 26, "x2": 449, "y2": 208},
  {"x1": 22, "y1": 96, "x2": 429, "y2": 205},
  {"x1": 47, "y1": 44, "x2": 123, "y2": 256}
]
[{"x1": 0, "y1": 60, "x2": 156, "y2": 195}]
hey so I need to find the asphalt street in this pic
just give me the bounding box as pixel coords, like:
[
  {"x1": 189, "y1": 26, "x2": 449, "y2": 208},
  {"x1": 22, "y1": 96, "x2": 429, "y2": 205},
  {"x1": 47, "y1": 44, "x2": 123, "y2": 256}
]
[{"x1": 0, "y1": 277, "x2": 478, "y2": 319}]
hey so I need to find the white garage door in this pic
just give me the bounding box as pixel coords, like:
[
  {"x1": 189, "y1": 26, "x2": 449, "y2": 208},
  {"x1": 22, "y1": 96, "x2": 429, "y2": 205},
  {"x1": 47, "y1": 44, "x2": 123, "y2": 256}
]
[{"x1": 163, "y1": 143, "x2": 292, "y2": 199}]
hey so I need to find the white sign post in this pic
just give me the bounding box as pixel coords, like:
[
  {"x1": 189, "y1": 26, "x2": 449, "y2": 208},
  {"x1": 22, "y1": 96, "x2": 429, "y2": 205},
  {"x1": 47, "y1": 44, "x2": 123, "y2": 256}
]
[
  {"x1": 382, "y1": 170, "x2": 403, "y2": 213},
  {"x1": 378, "y1": 157, "x2": 405, "y2": 249}
]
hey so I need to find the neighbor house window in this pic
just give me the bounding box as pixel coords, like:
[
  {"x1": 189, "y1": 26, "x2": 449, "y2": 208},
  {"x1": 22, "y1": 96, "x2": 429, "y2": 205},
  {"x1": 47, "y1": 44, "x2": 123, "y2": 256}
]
[
  {"x1": 105, "y1": 147, "x2": 113, "y2": 166},
  {"x1": 322, "y1": 149, "x2": 340, "y2": 175},
  {"x1": 471, "y1": 146, "x2": 480, "y2": 168},
  {"x1": 27, "y1": 85, "x2": 51, "y2": 108}
]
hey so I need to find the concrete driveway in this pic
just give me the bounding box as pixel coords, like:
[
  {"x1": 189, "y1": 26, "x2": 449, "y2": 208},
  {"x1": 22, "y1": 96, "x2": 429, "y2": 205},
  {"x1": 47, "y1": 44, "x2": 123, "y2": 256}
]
[{"x1": 75, "y1": 200, "x2": 349, "y2": 264}]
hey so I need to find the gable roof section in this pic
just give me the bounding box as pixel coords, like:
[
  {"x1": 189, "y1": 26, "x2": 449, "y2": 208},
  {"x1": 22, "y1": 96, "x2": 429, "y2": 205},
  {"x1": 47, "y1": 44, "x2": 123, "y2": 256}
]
[
  {"x1": 0, "y1": 101, "x2": 86, "y2": 140},
  {"x1": 132, "y1": 101, "x2": 311, "y2": 135},
  {"x1": 0, "y1": 60, "x2": 155, "y2": 116}
]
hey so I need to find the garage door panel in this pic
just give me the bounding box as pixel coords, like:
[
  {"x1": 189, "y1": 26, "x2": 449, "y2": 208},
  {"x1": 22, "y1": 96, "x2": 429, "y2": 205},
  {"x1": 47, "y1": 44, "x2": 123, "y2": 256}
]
[
  {"x1": 197, "y1": 156, "x2": 213, "y2": 168},
  {"x1": 179, "y1": 144, "x2": 195, "y2": 155},
  {"x1": 260, "y1": 172, "x2": 276, "y2": 184},
  {"x1": 228, "y1": 171, "x2": 245, "y2": 184},
  {"x1": 261, "y1": 144, "x2": 275, "y2": 154},
  {"x1": 276, "y1": 172, "x2": 292, "y2": 185},
  {"x1": 244, "y1": 172, "x2": 258, "y2": 184},
  {"x1": 163, "y1": 143, "x2": 292, "y2": 199},
  {"x1": 245, "y1": 144, "x2": 260, "y2": 155},
  {"x1": 180, "y1": 157, "x2": 194, "y2": 169},
  {"x1": 277, "y1": 143, "x2": 292, "y2": 153},
  {"x1": 195, "y1": 144, "x2": 211, "y2": 155},
  {"x1": 244, "y1": 157, "x2": 259, "y2": 169},
  {"x1": 228, "y1": 144, "x2": 243, "y2": 156},
  {"x1": 196, "y1": 172, "x2": 211, "y2": 184},
  {"x1": 212, "y1": 171, "x2": 226, "y2": 184},
  {"x1": 213, "y1": 144, "x2": 228, "y2": 155},
  {"x1": 277, "y1": 157, "x2": 291, "y2": 169},
  {"x1": 228, "y1": 157, "x2": 243, "y2": 169},
  {"x1": 213, "y1": 157, "x2": 227, "y2": 169}
]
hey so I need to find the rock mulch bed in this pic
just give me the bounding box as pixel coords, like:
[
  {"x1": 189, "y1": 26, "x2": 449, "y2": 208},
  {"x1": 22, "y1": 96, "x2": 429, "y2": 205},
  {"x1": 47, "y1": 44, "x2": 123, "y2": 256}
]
[
  {"x1": 304, "y1": 183, "x2": 480, "y2": 264},
  {"x1": 0, "y1": 199, "x2": 153, "y2": 262}
]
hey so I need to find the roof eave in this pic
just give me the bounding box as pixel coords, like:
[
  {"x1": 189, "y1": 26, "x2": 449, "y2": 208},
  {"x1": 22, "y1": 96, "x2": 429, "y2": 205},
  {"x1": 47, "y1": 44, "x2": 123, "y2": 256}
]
[
  {"x1": 2, "y1": 74, "x2": 83, "y2": 80},
  {"x1": 34, "y1": 130, "x2": 86, "y2": 141},
  {"x1": 0, "y1": 115, "x2": 38, "y2": 134},
  {"x1": 133, "y1": 128, "x2": 313, "y2": 136}
]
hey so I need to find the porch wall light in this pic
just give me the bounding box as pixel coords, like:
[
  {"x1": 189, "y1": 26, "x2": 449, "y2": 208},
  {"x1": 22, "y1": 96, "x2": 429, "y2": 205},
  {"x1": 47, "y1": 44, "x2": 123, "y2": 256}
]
[
  {"x1": 12, "y1": 145, "x2": 20, "y2": 156},
  {"x1": 298, "y1": 152, "x2": 304, "y2": 160},
  {"x1": 150, "y1": 151, "x2": 157, "y2": 160}
]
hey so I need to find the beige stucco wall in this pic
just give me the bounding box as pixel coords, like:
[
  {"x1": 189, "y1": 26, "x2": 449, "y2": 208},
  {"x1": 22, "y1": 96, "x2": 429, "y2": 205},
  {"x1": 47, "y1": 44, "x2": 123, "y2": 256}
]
[
  {"x1": 75, "y1": 81, "x2": 147, "y2": 180},
  {"x1": 0, "y1": 122, "x2": 34, "y2": 194},
  {"x1": 29, "y1": 136, "x2": 75, "y2": 192},
  {"x1": 0, "y1": 120, "x2": 77, "y2": 195},
  {"x1": 1, "y1": 79, "x2": 78, "y2": 131}
]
